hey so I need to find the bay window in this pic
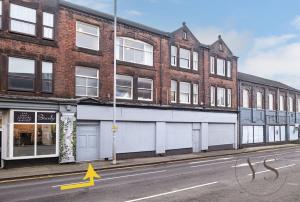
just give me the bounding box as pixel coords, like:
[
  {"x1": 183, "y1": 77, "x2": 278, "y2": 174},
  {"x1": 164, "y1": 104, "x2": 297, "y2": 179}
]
[
  {"x1": 268, "y1": 94, "x2": 274, "y2": 110},
  {"x1": 13, "y1": 111, "x2": 58, "y2": 158},
  {"x1": 193, "y1": 52, "x2": 198, "y2": 70},
  {"x1": 8, "y1": 57, "x2": 35, "y2": 91},
  {"x1": 289, "y1": 97, "x2": 294, "y2": 112},
  {"x1": 193, "y1": 84, "x2": 199, "y2": 105},
  {"x1": 180, "y1": 82, "x2": 191, "y2": 104},
  {"x1": 279, "y1": 95, "x2": 284, "y2": 111},
  {"x1": 217, "y1": 58, "x2": 226, "y2": 76},
  {"x1": 138, "y1": 78, "x2": 153, "y2": 101},
  {"x1": 217, "y1": 87, "x2": 226, "y2": 107},
  {"x1": 227, "y1": 61, "x2": 231, "y2": 77},
  {"x1": 243, "y1": 89, "x2": 249, "y2": 108},
  {"x1": 210, "y1": 56, "x2": 215, "y2": 74},
  {"x1": 116, "y1": 75, "x2": 133, "y2": 99},
  {"x1": 210, "y1": 86, "x2": 216, "y2": 106},
  {"x1": 42, "y1": 61, "x2": 53, "y2": 93},
  {"x1": 76, "y1": 21, "x2": 100, "y2": 51},
  {"x1": 227, "y1": 89, "x2": 232, "y2": 107},
  {"x1": 256, "y1": 92, "x2": 263, "y2": 109},
  {"x1": 171, "y1": 80, "x2": 177, "y2": 103},
  {"x1": 43, "y1": 12, "x2": 54, "y2": 39},
  {"x1": 171, "y1": 46, "x2": 177, "y2": 66},
  {"x1": 75, "y1": 66, "x2": 99, "y2": 97},
  {"x1": 117, "y1": 37, "x2": 153, "y2": 66},
  {"x1": 179, "y1": 48, "x2": 190, "y2": 69},
  {"x1": 10, "y1": 3, "x2": 36, "y2": 35}
]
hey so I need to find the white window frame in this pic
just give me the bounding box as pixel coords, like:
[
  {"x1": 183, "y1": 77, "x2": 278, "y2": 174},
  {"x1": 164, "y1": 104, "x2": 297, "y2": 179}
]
[
  {"x1": 216, "y1": 58, "x2": 226, "y2": 76},
  {"x1": 243, "y1": 89, "x2": 249, "y2": 108},
  {"x1": 0, "y1": 1, "x2": 2, "y2": 29},
  {"x1": 256, "y1": 92, "x2": 263, "y2": 109},
  {"x1": 170, "y1": 80, "x2": 177, "y2": 103},
  {"x1": 193, "y1": 52, "x2": 198, "y2": 70},
  {"x1": 76, "y1": 21, "x2": 100, "y2": 51},
  {"x1": 193, "y1": 84, "x2": 199, "y2": 105},
  {"x1": 41, "y1": 61, "x2": 53, "y2": 93},
  {"x1": 227, "y1": 89, "x2": 232, "y2": 107},
  {"x1": 75, "y1": 66, "x2": 99, "y2": 97},
  {"x1": 297, "y1": 98, "x2": 300, "y2": 113},
  {"x1": 137, "y1": 78, "x2": 153, "y2": 101},
  {"x1": 210, "y1": 56, "x2": 215, "y2": 74},
  {"x1": 8, "y1": 109, "x2": 59, "y2": 160},
  {"x1": 268, "y1": 94, "x2": 274, "y2": 111},
  {"x1": 179, "y1": 82, "x2": 191, "y2": 104},
  {"x1": 171, "y1": 46, "x2": 177, "y2": 66},
  {"x1": 289, "y1": 97, "x2": 293, "y2": 112},
  {"x1": 42, "y1": 12, "x2": 54, "y2": 39},
  {"x1": 279, "y1": 95, "x2": 284, "y2": 111},
  {"x1": 210, "y1": 86, "x2": 216, "y2": 106},
  {"x1": 10, "y1": 3, "x2": 37, "y2": 36},
  {"x1": 217, "y1": 87, "x2": 226, "y2": 107},
  {"x1": 117, "y1": 37, "x2": 153, "y2": 66},
  {"x1": 116, "y1": 75, "x2": 133, "y2": 100},
  {"x1": 179, "y1": 48, "x2": 190, "y2": 69},
  {"x1": 227, "y1": 61, "x2": 231, "y2": 78}
]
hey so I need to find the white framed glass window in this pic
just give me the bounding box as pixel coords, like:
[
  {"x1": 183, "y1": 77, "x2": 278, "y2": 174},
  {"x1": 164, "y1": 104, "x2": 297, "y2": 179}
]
[
  {"x1": 138, "y1": 78, "x2": 153, "y2": 101},
  {"x1": 183, "y1": 31, "x2": 187, "y2": 40},
  {"x1": 242, "y1": 89, "x2": 249, "y2": 108},
  {"x1": 8, "y1": 57, "x2": 35, "y2": 91},
  {"x1": 43, "y1": 12, "x2": 54, "y2": 39},
  {"x1": 0, "y1": 1, "x2": 2, "y2": 29},
  {"x1": 116, "y1": 75, "x2": 133, "y2": 99},
  {"x1": 289, "y1": 97, "x2": 293, "y2": 112},
  {"x1": 297, "y1": 98, "x2": 300, "y2": 112},
  {"x1": 170, "y1": 80, "x2": 177, "y2": 103},
  {"x1": 210, "y1": 86, "x2": 215, "y2": 106},
  {"x1": 12, "y1": 110, "x2": 58, "y2": 158},
  {"x1": 256, "y1": 92, "x2": 262, "y2": 109},
  {"x1": 210, "y1": 56, "x2": 215, "y2": 74},
  {"x1": 227, "y1": 61, "x2": 231, "y2": 77},
  {"x1": 76, "y1": 21, "x2": 99, "y2": 51},
  {"x1": 180, "y1": 82, "x2": 191, "y2": 104},
  {"x1": 193, "y1": 84, "x2": 199, "y2": 105},
  {"x1": 75, "y1": 66, "x2": 99, "y2": 97},
  {"x1": 171, "y1": 46, "x2": 177, "y2": 66},
  {"x1": 217, "y1": 58, "x2": 226, "y2": 76},
  {"x1": 227, "y1": 89, "x2": 232, "y2": 107},
  {"x1": 193, "y1": 52, "x2": 198, "y2": 70},
  {"x1": 179, "y1": 48, "x2": 190, "y2": 69},
  {"x1": 217, "y1": 87, "x2": 225, "y2": 107},
  {"x1": 268, "y1": 94, "x2": 274, "y2": 110},
  {"x1": 10, "y1": 3, "x2": 36, "y2": 35},
  {"x1": 117, "y1": 37, "x2": 153, "y2": 66},
  {"x1": 42, "y1": 61, "x2": 53, "y2": 93},
  {"x1": 279, "y1": 95, "x2": 284, "y2": 111}
]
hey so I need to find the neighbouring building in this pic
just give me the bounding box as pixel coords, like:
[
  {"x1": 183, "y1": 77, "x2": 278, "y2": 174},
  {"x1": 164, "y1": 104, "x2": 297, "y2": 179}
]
[{"x1": 238, "y1": 72, "x2": 300, "y2": 146}]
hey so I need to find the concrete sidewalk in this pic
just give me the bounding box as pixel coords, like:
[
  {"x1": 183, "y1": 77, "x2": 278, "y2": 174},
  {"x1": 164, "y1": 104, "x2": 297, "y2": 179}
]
[{"x1": 0, "y1": 144, "x2": 299, "y2": 182}]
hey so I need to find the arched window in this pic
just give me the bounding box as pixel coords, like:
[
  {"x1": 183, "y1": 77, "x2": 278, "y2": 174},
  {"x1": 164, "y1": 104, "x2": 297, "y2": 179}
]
[
  {"x1": 242, "y1": 89, "x2": 249, "y2": 108},
  {"x1": 116, "y1": 37, "x2": 153, "y2": 66},
  {"x1": 256, "y1": 92, "x2": 263, "y2": 109}
]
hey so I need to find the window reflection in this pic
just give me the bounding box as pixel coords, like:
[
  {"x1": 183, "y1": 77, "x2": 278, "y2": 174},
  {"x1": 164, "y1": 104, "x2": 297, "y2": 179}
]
[
  {"x1": 13, "y1": 124, "x2": 35, "y2": 157},
  {"x1": 37, "y1": 124, "x2": 56, "y2": 155}
]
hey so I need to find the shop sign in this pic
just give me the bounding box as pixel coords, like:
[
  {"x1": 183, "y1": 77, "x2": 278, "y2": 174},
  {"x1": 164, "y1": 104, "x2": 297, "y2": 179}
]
[
  {"x1": 37, "y1": 112, "x2": 56, "y2": 123},
  {"x1": 14, "y1": 111, "x2": 35, "y2": 123}
]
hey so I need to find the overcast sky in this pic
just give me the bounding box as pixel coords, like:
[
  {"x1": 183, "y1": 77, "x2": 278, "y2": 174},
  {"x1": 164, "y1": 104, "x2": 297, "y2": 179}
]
[{"x1": 67, "y1": 0, "x2": 300, "y2": 89}]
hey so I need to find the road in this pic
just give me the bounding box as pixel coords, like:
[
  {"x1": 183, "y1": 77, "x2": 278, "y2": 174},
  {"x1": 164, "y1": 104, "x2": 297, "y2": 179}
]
[{"x1": 1, "y1": 147, "x2": 300, "y2": 202}]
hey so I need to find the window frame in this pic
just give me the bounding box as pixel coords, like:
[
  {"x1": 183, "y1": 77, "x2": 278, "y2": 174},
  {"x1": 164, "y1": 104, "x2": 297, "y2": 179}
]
[
  {"x1": 210, "y1": 86, "x2": 216, "y2": 106},
  {"x1": 268, "y1": 94, "x2": 274, "y2": 111},
  {"x1": 42, "y1": 12, "x2": 54, "y2": 40},
  {"x1": 297, "y1": 98, "x2": 300, "y2": 113},
  {"x1": 137, "y1": 77, "x2": 153, "y2": 101},
  {"x1": 217, "y1": 87, "x2": 226, "y2": 107},
  {"x1": 116, "y1": 74, "x2": 133, "y2": 100},
  {"x1": 242, "y1": 89, "x2": 249, "y2": 108},
  {"x1": 210, "y1": 56, "x2": 215, "y2": 74},
  {"x1": 256, "y1": 92, "x2": 263, "y2": 109},
  {"x1": 75, "y1": 66, "x2": 99, "y2": 97},
  {"x1": 179, "y1": 48, "x2": 191, "y2": 69},
  {"x1": 179, "y1": 82, "x2": 191, "y2": 104},
  {"x1": 227, "y1": 60, "x2": 231, "y2": 78},
  {"x1": 193, "y1": 83, "x2": 199, "y2": 105},
  {"x1": 171, "y1": 46, "x2": 177, "y2": 67},
  {"x1": 170, "y1": 80, "x2": 177, "y2": 103},
  {"x1": 289, "y1": 97, "x2": 294, "y2": 112},
  {"x1": 9, "y1": 3, "x2": 37, "y2": 36},
  {"x1": 76, "y1": 21, "x2": 100, "y2": 51},
  {"x1": 216, "y1": 58, "x2": 226, "y2": 76},
  {"x1": 193, "y1": 51, "x2": 198, "y2": 70},
  {"x1": 279, "y1": 95, "x2": 285, "y2": 111},
  {"x1": 0, "y1": 1, "x2": 2, "y2": 30},
  {"x1": 227, "y1": 89, "x2": 232, "y2": 107},
  {"x1": 41, "y1": 61, "x2": 53, "y2": 93}
]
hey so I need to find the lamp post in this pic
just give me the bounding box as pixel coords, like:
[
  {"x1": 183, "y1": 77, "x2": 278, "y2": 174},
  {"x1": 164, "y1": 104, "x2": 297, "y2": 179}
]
[{"x1": 112, "y1": 0, "x2": 117, "y2": 165}]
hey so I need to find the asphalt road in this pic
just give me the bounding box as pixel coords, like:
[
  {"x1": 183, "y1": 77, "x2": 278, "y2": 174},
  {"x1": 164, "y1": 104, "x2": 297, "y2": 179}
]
[{"x1": 1, "y1": 147, "x2": 300, "y2": 202}]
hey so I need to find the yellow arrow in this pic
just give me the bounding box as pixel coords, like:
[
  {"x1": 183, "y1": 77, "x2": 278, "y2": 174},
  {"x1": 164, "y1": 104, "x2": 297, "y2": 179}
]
[{"x1": 60, "y1": 163, "x2": 101, "y2": 191}]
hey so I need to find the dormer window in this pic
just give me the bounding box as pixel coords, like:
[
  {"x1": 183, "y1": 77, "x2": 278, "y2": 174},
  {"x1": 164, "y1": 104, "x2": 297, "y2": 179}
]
[{"x1": 183, "y1": 31, "x2": 187, "y2": 40}]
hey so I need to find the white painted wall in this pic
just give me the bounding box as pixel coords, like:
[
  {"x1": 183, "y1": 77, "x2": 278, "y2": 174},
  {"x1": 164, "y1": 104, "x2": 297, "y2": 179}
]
[{"x1": 166, "y1": 123, "x2": 192, "y2": 150}]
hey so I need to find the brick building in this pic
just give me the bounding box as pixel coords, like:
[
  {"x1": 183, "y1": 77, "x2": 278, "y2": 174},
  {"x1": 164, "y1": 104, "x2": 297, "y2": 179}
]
[{"x1": 0, "y1": 0, "x2": 253, "y2": 166}]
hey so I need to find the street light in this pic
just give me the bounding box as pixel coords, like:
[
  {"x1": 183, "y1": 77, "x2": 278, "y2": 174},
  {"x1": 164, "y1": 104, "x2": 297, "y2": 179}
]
[{"x1": 112, "y1": 0, "x2": 118, "y2": 165}]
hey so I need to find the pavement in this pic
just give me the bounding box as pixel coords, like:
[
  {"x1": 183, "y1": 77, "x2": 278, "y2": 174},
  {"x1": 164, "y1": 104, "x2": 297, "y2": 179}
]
[
  {"x1": 0, "y1": 144, "x2": 299, "y2": 182},
  {"x1": 0, "y1": 145, "x2": 300, "y2": 201}
]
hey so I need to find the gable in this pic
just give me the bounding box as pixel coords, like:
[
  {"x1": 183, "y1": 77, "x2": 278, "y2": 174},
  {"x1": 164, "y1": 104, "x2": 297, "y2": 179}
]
[{"x1": 210, "y1": 35, "x2": 233, "y2": 56}]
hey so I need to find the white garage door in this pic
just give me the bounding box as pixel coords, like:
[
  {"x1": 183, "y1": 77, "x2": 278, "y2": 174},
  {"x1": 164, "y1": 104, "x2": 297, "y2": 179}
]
[
  {"x1": 77, "y1": 124, "x2": 99, "y2": 162},
  {"x1": 208, "y1": 124, "x2": 235, "y2": 146},
  {"x1": 166, "y1": 123, "x2": 192, "y2": 150}
]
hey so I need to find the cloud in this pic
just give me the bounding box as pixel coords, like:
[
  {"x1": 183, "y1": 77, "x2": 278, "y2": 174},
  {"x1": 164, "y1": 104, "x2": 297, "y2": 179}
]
[
  {"x1": 252, "y1": 34, "x2": 296, "y2": 51},
  {"x1": 125, "y1": 9, "x2": 143, "y2": 17},
  {"x1": 65, "y1": 0, "x2": 113, "y2": 13},
  {"x1": 291, "y1": 16, "x2": 300, "y2": 30},
  {"x1": 193, "y1": 26, "x2": 253, "y2": 56}
]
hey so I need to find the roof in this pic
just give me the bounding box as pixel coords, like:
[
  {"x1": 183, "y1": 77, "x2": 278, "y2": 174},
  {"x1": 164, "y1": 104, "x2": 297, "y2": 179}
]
[
  {"x1": 59, "y1": 0, "x2": 169, "y2": 37},
  {"x1": 238, "y1": 72, "x2": 300, "y2": 92}
]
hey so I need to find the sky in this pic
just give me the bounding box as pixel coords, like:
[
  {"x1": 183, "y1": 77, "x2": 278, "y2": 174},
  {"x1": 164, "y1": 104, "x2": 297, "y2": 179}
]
[{"x1": 67, "y1": 0, "x2": 300, "y2": 89}]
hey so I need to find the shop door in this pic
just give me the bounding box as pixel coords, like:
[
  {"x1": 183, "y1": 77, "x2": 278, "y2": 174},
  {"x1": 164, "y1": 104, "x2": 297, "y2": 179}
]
[{"x1": 77, "y1": 124, "x2": 99, "y2": 162}]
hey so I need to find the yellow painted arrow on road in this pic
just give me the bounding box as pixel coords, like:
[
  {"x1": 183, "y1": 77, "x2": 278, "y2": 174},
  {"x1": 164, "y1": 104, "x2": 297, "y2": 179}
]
[{"x1": 60, "y1": 163, "x2": 101, "y2": 191}]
